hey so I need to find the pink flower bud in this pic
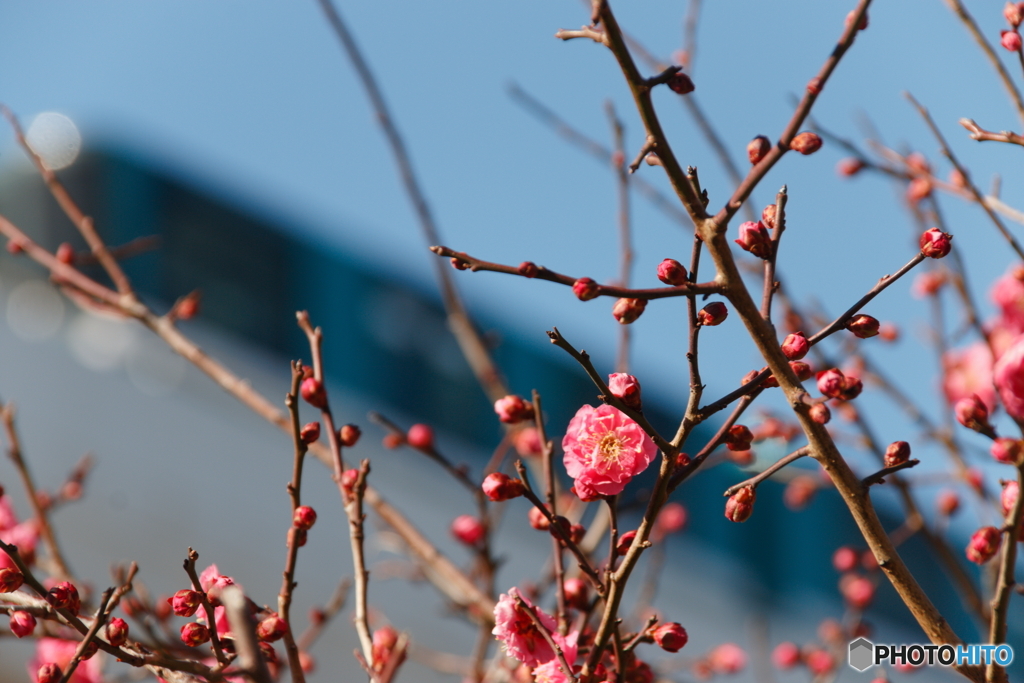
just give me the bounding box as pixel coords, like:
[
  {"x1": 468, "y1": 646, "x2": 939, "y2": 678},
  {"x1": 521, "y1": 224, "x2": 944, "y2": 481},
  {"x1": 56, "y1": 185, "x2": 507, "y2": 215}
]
[
  {"x1": 883, "y1": 441, "x2": 911, "y2": 468},
  {"x1": 817, "y1": 368, "x2": 846, "y2": 399},
  {"x1": 0, "y1": 567, "x2": 24, "y2": 593},
  {"x1": 653, "y1": 622, "x2": 689, "y2": 652},
  {"x1": 806, "y1": 649, "x2": 836, "y2": 675},
  {"x1": 56, "y1": 242, "x2": 75, "y2": 265},
  {"x1": 1006, "y1": 1, "x2": 1023, "y2": 27},
  {"x1": 781, "y1": 332, "x2": 809, "y2": 360},
  {"x1": 616, "y1": 529, "x2": 637, "y2": 555},
  {"x1": 709, "y1": 643, "x2": 748, "y2": 674},
  {"x1": 181, "y1": 622, "x2": 211, "y2": 646},
  {"x1": 790, "y1": 361, "x2": 813, "y2": 382},
  {"x1": 838, "y1": 375, "x2": 863, "y2": 401},
  {"x1": 299, "y1": 650, "x2": 316, "y2": 673},
  {"x1": 906, "y1": 176, "x2": 932, "y2": 204},
  {"x1": 836, "y1": 158, "x2": 864, "y2": 177},
  {"x1": 846, "y1": 314, "x2": 880, "y2": 338},
  {"x1": 300, "y1": 377, "x2": 327, "y2": 409},
  {"x1": 840, "y1": 574, "x2": 875, "y2": 609},
  {"x1": 761, "y1": 204, "x2": 778, "y2": 230},
  {"x1": 656, "y1": 258, "x2": 688, "y2": 285},
  {"x1": 668, "y1": 72, "x2": 695, "y2": 94},
  {"x1": 37, "y1": 663, "x2": 62, "y2": 683},
  {"x1": 169, "y1": 589, "x2": 204, "y2": 617},
  {"x1": 293, "y1": 505, "x2": 317, "y2": 531},
  {"x1": 772, "y1": 642, "x2": 801, "y2": 669},
  {"x1": 906, "y1": 152, "x2": 931, "y2": 174},
  {"x1": 1001, "y1": 480, "x2": 1019, "y2": 516},
  {"x1": 845, "y1": 9, "x2": 869, "y2": 31},
  {"x1": 612, "y1": 297, "x2": 647, "y2": 324},
  {"x1": 299, "y1": 421, "x2": 320, "y2": 444},
  {"x1": 512, "y1": 427, "x2": 544, "y2": 457},
  {"x1": 724, "y1": 425, "x2": 753, "y2": 452},
  {"x1": 563, "y1": 577, "x2": 588, "y2": 610},
  {"x1": 572, "y1": 277, "x2": 600, "y2": 301},
  {"x1": 747, "y1": 136, "x2": 771, "y2": 165},
  {"x1": 937, "y1": 490, "x2": 960, "y2": 516},
  {"x1": 955, "y1": 395, "x2": 991, "y2": 432},
  {"x1": 734, "y1": 221, "x2": 772, "y2": 258},
  {"x1": 655, "y1": 502, "x2": 688, "y2": 535},
  {"x1": 608, "y1": 373, "x2": 643, "y2": 410},
  {"x1": 517, "y1": 261, "x2": 538, "y2": 278},
  {"x1": 832, "y1": 546, "x2": 859, "y2": 573},
  {"x1": 9, "y1": 610, "x2": 35, "y2": 637},
  {"x1": 451, "y1": 514, "x2": 486, "y2": 545},
  {"x1": 809, "y1": 402, "x2": 831, "y2": 424},
  {"x1": 482, "y1": 472, "x2": 525, "y2": 502},
  {"x1": 920, "y1": 228, "x2": 952, "y2": 258},
  {"x1": 991, "y1": 437, "x2": 1023, "y2": 465},
  {"x1": 47, "y1": 581, "x2": 80, "y2": 616},
  {"x1": 341, "y1": 468, "x2": 360, "y2": 499},
  {"x1": 406, "y1": 423, "x2": 434, "y2": 450},
  {"x1": 106, "y1": 616, "x2": 129, "y2": 646},
  {"x1": 494, "y1": 395, "x2": 534, "y2": 424},
  {"x1": 6, "y1": 239, "x2": 23, "y2": 255},
  {"x1": 783, "y1": 475, "x2": 817, "y2": 510},
  {"x1": 1002, "y1": 30, "x2": 1023, "y2": 51},
  {"x1": 257, "y1": 613, "x2": 288, "y2": 642},
  {"x1": 995, "y1": 335, "x2": 1024, "y2": 420},
  {"x1": 339, "y1": 424, "x2": 361, "y2": 447},
  {"x1": 966, "y1": 526, "x2": 1001, "y2": 564},
  {"x1": 528, "y1": 505, "x2": 551, "y2": 531},
  {"x1": 725, "y1": 486, "x2": 756, "y2": 523},
  {"x1": 372, "y1": 626, "x2": 406, "y2": 673},
  {"x1": 790, "y1": 131, "x2": 822, "y2": 155},
  {"x1": 697, "y1": 301, "x2": 728, "y2": 326}
]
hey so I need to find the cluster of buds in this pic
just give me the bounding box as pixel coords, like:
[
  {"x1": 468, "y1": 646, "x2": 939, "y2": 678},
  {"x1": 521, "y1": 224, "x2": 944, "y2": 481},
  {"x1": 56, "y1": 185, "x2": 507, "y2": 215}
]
[
  {"x1": 494, "y1": 395, "x2": 535, "y2": 423},
  {"x1": 734, "y1": 220, "x2": 772, "y2": 259},
  {"x1": 612, "y1": 297, "x2": 647, "y2": 324},
  {"x1": 816, "y1": 368, "x2": 863, "y2": 401}
]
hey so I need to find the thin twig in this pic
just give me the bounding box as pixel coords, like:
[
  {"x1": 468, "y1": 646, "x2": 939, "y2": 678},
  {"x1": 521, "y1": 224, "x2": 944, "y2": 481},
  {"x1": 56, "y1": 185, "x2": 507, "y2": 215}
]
[
  {"x1": 183, "y1": 549, "x2": 229, "y2": 666},
  {"x1": 512, "y1": 594, "x2": 577, "y2": 682},
  {"x1": 986, "y1": 464, "x2": 1024, "y2": 683},
  {"x1": 861, "y1": 459, "x2": 921, "y2": 488},
  {"x1": 606, "y1": 100, "x2": 634, "y2": 373},
  {"x1": 723, "y1": 447, "x2": 810, "y2": 497}
]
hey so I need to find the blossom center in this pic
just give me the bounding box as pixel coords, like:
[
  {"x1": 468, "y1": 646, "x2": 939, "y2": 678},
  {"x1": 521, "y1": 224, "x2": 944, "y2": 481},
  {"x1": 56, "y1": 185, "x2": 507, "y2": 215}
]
[{"x1": 596, "y1": 431, "x2": 622, "y2": 464}]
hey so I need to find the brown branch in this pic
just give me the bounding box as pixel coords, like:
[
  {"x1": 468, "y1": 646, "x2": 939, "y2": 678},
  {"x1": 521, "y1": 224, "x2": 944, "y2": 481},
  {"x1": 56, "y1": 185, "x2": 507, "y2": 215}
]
[
  {"x1": 222, "y1": 585, "x2": 273, "y2": 683},
  {"x1": 960, "y1": 118, "x2": 1024, "y2": 147},
  {"x1": 345, "y1": 461, "x2": 374, "y2": 667},
  {"x1": 986, "y1": 464, "x2": 1024, "y2": 683},
  {"x1": 59, "y1": 588, "x2": 113, "y2": 683},
  {"x1": 533, "y1": 390, "x2": 568, "y2": 635},
  {"x1": 861, "y1": 459, "x2": 921, "y2": 488},
  {"x1": 760, "y1": 186, "x2": 788, "y2": 321},
  {"x1": 723, "y1": 447, "x2": 810, "y2": 497},
  {"x1": 607, "y1": 101, "x2": 634, "y2": 373},
  {"x1": 278, "y1": 362, "x2": 308, "y2": 683}
]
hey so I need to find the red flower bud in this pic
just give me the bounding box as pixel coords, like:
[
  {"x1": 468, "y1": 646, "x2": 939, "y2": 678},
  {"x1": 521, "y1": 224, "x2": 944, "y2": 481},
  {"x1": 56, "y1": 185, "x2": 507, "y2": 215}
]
[
  {"x1": 1005, "y1": 2, "x2": 1024, "y2": 28},
  {"x1": 572, "y1": 277, "x2": 600, "y2": 301},
  {"x1": 563, "y1": 577, "x2": 589, "y2": 610},
  {"x1": 47, "y1": 581, "x2": 80, "y2": 616},
  {"x1": 1001, "y1": 480, "x2": 1019, "y2": 517},
  {"x1": 789, "y1": 361, "x2": 813, "y2": 382},
  {"x1": 494, "y1": 394, "x2": 535, "y2": 424},
  {"x1": 919, "y1": 228, "x2": 952, "y2": 258},
  {"x1": 772, "y1": 642, "x2": 801, "y2": 669},
  {"x1": 451, "y1": 514, "x2": 486, "y2": 545},
  {"x1": 809, "y1": 402, "x2": 831, "y2": 424},
  {"x1": 512, "y1": 427, "x2": 544, "y2": 457},
  {"x1": 169, "y1": 589, "x2": 203, "y2": 617},
  {"x1": 832, "y1": 546, "x2": 859, "y2": 573},
  {"x1": 991, "y1": 437, "x2": 1023, "y2": 465},
  {"x1": 724, "y1": 424, "x2": 753, "y2": 451},
  {"x1": 37, "y1": 663, "x2": 62, "y2": 683},
  {"x1": 653, "y1": 622, "x2": 689, "y2": 652},
  {"x1": 937, "y1": 489, "x2": 960, "y2": 517},
  {"x1": 293, "y1": 505, "x2": 317, "y2": 531},
  {"x1": 846, "y1": 314, "x2": 880, "y2": 338},
  {"x1": 372, "y1": 626, "x2": 406, "y2": 673},
  {"x1": 608, "y1": 373, "x2": 642, "y2": 410},
  {"x1": 107, "y1": 616, "x2": 130, "y2": 646},
  {"x1": 806, "y1": 649, "x2": 836, "y2": 675},
  {"x1": 612, "y1": 297, "x2": 647, "y2": 324},
  {"x1": 789, "y1": 131, "x2": 822, "y2": 155},
  {"x1": 747, "y1": 136, "x2": 771, "y2": 165},
  {"x1": 667, "y1": 72, "x2": 695, "y2": 95},
  {"x1": 1002, "y1": 30, "x2": 1022, "y2": 51},
  {"x1": 528, "y1": 505, "x2": 551, "y2": 531},
  {"x1": 955, "y1": 395, "x2": 991, "y2": 433},
  {"x1": 838, "y1": 375, "x2": 863, "y2": 401},
  {"x1": 655, "y1": 502, "x2": 688, "y2": 535},
  {"x1": 840, "y1": 574, "x2": 875, "y2": 609},
  {"x1": 734, "y1": 221, "x2": 772, "y2": 258},
  {"x1": 299, "y1": 421, "x2": 320, "y2": 444},
  {"x1": 300, "y1": 377, "x2": 327, "y2": 409},
  {"x1": 817, "y1": 368, "x2": 846, "y2": 399},
  {"x1": 725, "y1": 486, "x2": 756, "y2": 522},
  {"x1": 9, "y1": 610, "x2": 36, "y2": 638},
  {"x1": 965, "y1": 526, "x2": 1001, "y2": 564},
  {"x1": 883, "y1": 441, "x2": 911, "y2": 468},
  {"x1": 836, "y1": 158, "x2": 864, "y2": 177},
  {"x1": 616, "y1": 529, "x2": 637, "y2": 555},
  {"x1": 406, "y1": 423, "x2": 434, "y2": 450},
  {"x1": 6, "y1": 239, "x2": 23, "y2": 255},
  {"x1": 292, "y1": 527, "x2": 308, "y2": 547},
  {"x1": 517, "y1": 261, "x2": 538, "y2": 278},
  {"x1": 656, "y1": 258, "x2": 688, "y2": 285},
  {"x1": 0, "y1": 567, "x2": 24, "y2": 593},
  {"x1": 56, "y1": 242, "x2": 75, "y2": 265},
  {"x1": 339, "y1": 424, "x2": 362, "y2": 447},
  {"x1": 257, "y1": 613, "x2": 288, "y2": 642},
  {"x1": 781, "y1": 332, "x2": 809, "y2": 360},
  {"x1": 697, "y1": 301, "x2": 728, "y2": 326},
  {"x1": 341, "y1": 469, "x2": 360, "y2": 499},
  {"x1": 181, "y1": 622, "x2": 211, "y2": 646},
  {"x1": 482, "y1": 472, "x2": 524, "y2": 502}
]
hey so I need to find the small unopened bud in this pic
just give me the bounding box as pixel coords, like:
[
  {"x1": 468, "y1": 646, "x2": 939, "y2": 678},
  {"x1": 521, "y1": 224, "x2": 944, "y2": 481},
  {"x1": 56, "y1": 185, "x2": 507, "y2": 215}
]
[
  {"x1": 883, "y1": 441, "x2": 911, "y2": 468},
  {"x1": 725, "y1": 486, "x2": 756, "y2": 523},
  {"x1": 563, "y1": 577, "x2": 588, "y2": 610},
  {"x1": 300, "y1": 377, "x2": 327, "y2": 409},
  {"x1": 836, "y1": 158, "x2": 864, "y2": 177},
  {"x1": 608, "y1": 373, "x2": 642, "y2": 410},
  {"x1": 341, "y1": 469, "x2": 360, "y2": 499},
  {"x1": 292, "y1": 528, "x2": 308, "y2": 547},
  {"x1": 106, "y1": 616, "x2": 130, "y2": 646},
  {"x1": 806, "y1": 77, "x2": 823, "y2": 95},
  {"x1": 906, "y1": 176, "x2": 932, "y2": 204},
  {"x1": 37, "y1": 663, "x2": 62, "y2": 683},
  {"x1": 667, "y1": 72, "x2": 695, "y2": 95},
  {"x1": 781, "y1": 332, "x2": 809, "y2": 360},
  {"x1": 697, "y1": 301, "x2": 728, "y2": 326},
  {"x1": 6, "y1": 239, "x2": 23, "y2": 255},
  {"x1": 789, "y1": 131, "x2": 822, "y2": 155},
  {"x1": 655, "y1": 502, "x2": 687, "y2": 535},
  {"x1": 747, "y1": 135, "x2": 771, "y2": 165},
  {"x1": 817, "y1": 368, "x2": 846, "y2": 399},
  {"x1": 734, "y1": 221, "x2": 772, "y2": 258},
  {"x1": 783, "y1": 475, "x2": 817, "y2": 510},
  {"x1": 772, "y1": 642, "x2": 801, "y2": 669},
  {"x1": 175, "y1": 295, "x2": 200, "y2": 320},
  {"x1": 494, "y1": 395, "x2": 535, "y2": 424},
  {"x1": 9, "y1": 610, "x2": 36, "y2": 638},
  {"x1": 568, "y1": 523, "x2": 585, "y2": 545},
  {"x1": 482, "y1": 472, "x2": 525, "y2": 501},
  {"x1": 339, "y1": 424, "x2": 362, "y2": 447},
  {"x1": 616, "y1": 529, "x2": 637, "y2": 555},
  {"x1": 790, "y1": 361, "x2": 813, "y2": 381},
  {"x1": 451, "y1": 514, "x2": 486, "y2": 545},
  {"x1": 1001, "y1": 480, "x2": 1019, "y2": 516},
  {"x1": 832, "y1": 546, "x2": 859, "y2": 573},
  {"x1": 517, "y1": 261, "x2": 538, "y2": 278},
  {"x1": 807, "y1": 649, "x2": 836, "y2": 676},
  {"x1": 612, "y1": 297, "x2": 647, "y2": 324},
  {"x1": 293, "y1": 505, "x2": 317, "y2": 531},
  {"x1": 656, "y1": 258, "x2": 688, "y2": 285},
  {"x1": 955, "y1": 395, "x2": 991, "y2": 432},
  {"x1": 1002, "y1": 30, "x2": 1023, "y2": 51},
  {"x1": 0, "y1": 567, "x2": 24, "y2": 593},
  {"x1": 965, "y1": 526, "x2": 1001, "y2": 564},
  {"x1": 406, "y1": 424, "x2": 434, "y2": 450},
  {"x1": 838, "y1": 375, "x2": 863, "y2": 401},
  {"x1": 512, "y1": 427, "x2": 544, "y2": 457},
  {"x1": 846, "y1": 314, "x2": 880, "y2": 338},
  {"x1": 991, "y1": 437, "x2": 1024, "y2": 464},
  {"x1": 809, "y1": 402, "x2": 831, "y2": 424},
  {"x1": 257, "y1": 613, "x2": 288, "y2": 642},
  {"x1": 949, "y1": 168, "x2": 968, "y2": 189},
  {"x1": 920, "y1": 228, "x2": 952, "y2": 258},
  {"x1": 528, "y1": 505, "x2": 551, "y2": 531},
  {"x1": 840, "y1": 574, "x2": 875, "y2": 609},
  {"x1": 299, "y1": 422, "x2": 320, "y2": 444},
  {"x1": 1006, "y1": 1, "x2": 1024, "y2": 27},
  {"x1": 653, "y1": 622, "x2": 689, "y2": 652},
  {"x1": 572, "y1": 277, "x2": 600, "y2": 301},
  {"x1": 55, "y1": 242, "x2": 75, "y2": 265},
  {"x1": 181, "y1": 622, "x2": 211, "y2": 646},
  {"x1": 761, "y1": 204, "x2": 777, "y2": 229},
  {"x1": 450, "y1": 257, "x2": 469, "y2": 270},
  {"x1": 878, "y1": 323, "x2": 899, "y2": 341},
  {"x1": 372, "y1": 626, "x2": 406, "y2": 673},
  {"x1": 937, "y1": 490, "x2": 960, "y2": 516},
  {"x1": 47, "y1": 581, "x2": 80, "y2": 615},
  {"x1": 724, "y1": 424, "x2": 753, "y2": 451},
  {"x1": 299, "y1": 650, "x2": 316, "y2": 673},
  {"x1": 845, "y1": 9, "x2": 868, "y2": 30},
  {"x1": 169, "y1": 589, "x2": 203, "y2": 617}
]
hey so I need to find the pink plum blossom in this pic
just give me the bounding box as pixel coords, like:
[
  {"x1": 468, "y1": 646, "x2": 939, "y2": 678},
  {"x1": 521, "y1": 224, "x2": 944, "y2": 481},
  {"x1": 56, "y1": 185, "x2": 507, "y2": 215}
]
[
  {"x1": 493, "y1": 588, "x2": 566, "y2": 666},
  {"x1": 994, "y1": 334, "x2": 1024, "y2": 420},
  {"x1": 29, "y1": 638, "x2": 102, "y2": 683},
  {"x1": 531, "y1": 631, "x2": 579, "y2": 683},
  {"x1": 990, "y1": 266, "x2": 1024, "y2": 333},
  {"x1": 942, "y1": 342, "x2": 996, "y2": 412},
  {"x1": 562, "y1": 404, "x2": 658, "y2": 500}
]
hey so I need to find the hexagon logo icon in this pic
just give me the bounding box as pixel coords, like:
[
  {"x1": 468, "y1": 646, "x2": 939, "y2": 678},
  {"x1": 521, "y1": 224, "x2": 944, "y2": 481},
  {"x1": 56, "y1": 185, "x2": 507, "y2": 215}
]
[{"x1": 848, "y1": 637, "x2": 874, "y2": 672}]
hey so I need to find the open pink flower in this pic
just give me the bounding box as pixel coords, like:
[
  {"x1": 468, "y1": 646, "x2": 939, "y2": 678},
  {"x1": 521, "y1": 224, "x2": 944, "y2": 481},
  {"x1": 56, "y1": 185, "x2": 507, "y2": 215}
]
[
  {"x1": 943, "y1": 341, "x2": 996, "y2": 412},
  {"x1": 991, "y1": 266, "x2": 1024, "y2": 333},
  {"x1": 493, "y1": 588, "x2": 564, "y2": 666},
  {"x1": 562, "y1": 405, "x2": 657, "y2": 500},
  {"x1": 531, "y1": 631, "x2": 579, "y2": 683},
  {"x1": 197, "y1": 564, "x2": 237, "y2": 636},
  {"x1": 995, "y1": 334, "x2": 1024, "y2": 420},
  {"x1": 29, "y1": 638, "x2": 102, "y2": 683}
]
